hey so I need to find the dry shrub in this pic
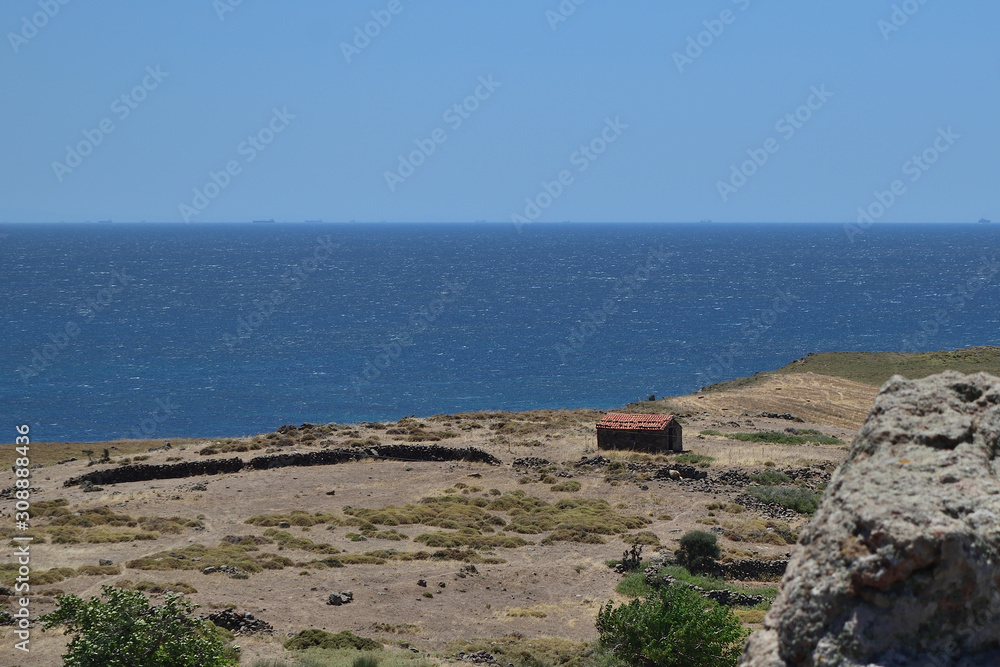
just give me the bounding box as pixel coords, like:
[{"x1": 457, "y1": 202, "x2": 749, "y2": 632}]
[
  {"x1": 245, "y1": 511, "x2": 343, "y2": 527},
  {"x1": 722, "y1": 518, "x2": 799, "y2": 545}
]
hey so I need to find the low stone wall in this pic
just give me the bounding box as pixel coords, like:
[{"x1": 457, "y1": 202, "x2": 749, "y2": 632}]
[
  {"x1": 64, "y1": 457, "x2": 244, "y2": 487},
  {"x1": 245, "y1": 449, "x2": 364, "y2": 470},
  {"x1": 720, "y1": 559, "x2": 787, "y2": 581},
  {"x1": 652, "y1": 464, "x2": 708, "y2": 480},
  {"x1": 643, "y1": 564, "x2": 767, "y2": 607},
  {"x1": 512, "y1": 457, "x2": 550, "y2": 468},
  {"x1": 65, "y1": 445, "x2": 502, "y2": 487},
  {"x1": 732, "y1": 493, "x2": 800, "y2": 520},
  {"x1": 371, "y1": 444, "x2": 501, "y2": 466}
]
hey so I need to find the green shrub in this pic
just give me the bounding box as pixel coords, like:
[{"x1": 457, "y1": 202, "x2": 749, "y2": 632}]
[
  {"x1": 550, "y1": 481, "x2": 581, "y2": 492},
  {"x1": 748, "y1": 470, "x2": 791, "y2": 485},
  {"x1": 40, "y1": 585, "x2": 236, "y2": 666},
  {"x1": 284, "y1": 629, "x2": 382, "y2": 652},
  {"x1": 724, "y1": 431, "x2": 843, "y2": 446},
  {"x1": 596, "y1": 585, "x2": 747, "y2": 667},
  {"x1": 672, "y1": 453, "x2": 714, "y2": 467},
  {"x1": 615, "y1": 571, "x2": 651, "y2": 598},
  {"x1": 622, "y1": 530, "x2": 660, "y2": 547},
  {"x1": 675, "y1": 530, "x2": 720, "y2": 574},
  {"x1": 745, "y1": 485, "x2": 822, "y2": 515}
]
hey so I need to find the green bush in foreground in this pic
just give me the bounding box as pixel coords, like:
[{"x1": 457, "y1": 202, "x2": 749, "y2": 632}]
[
  {"x1": 597, "y1": 585, "x2": 748, "y2": 667},
  {"x1": 40, "y1": 585, "x2": 236, "y2": 667}
]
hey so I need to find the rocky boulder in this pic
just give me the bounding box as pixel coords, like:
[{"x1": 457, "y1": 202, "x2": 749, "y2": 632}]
[
  {"x1": 741, "y1": 372, "x2": 1000, "y2": 666},
  {"x1": 204, "y1": 609, "x2": 273, "y2": 635},
  {"x1": 327, "y1": 590, "x2": 353, "y2": 606}
]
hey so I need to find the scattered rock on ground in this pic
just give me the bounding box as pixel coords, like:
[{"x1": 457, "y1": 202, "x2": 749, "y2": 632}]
[
  {"x1": 202, "y1": 565, "x2": 248, "y2": 577},
  {"x1": 755, "y1": 412, "x2": 804, "y2": 422},
  {"x1": 458, "y1": 649, "x2": 499, "y2": 664},
  {"x1": 204, "y1": 608, "x2": 273, "y2": 635},
  {"x1": 512, "y1": 457, "x2": 550, "y2": 468}
]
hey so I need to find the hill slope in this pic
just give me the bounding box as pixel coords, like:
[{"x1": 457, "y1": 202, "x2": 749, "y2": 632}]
[{"x1": 700, "y1": 346, "x2": 1000, "y2": 392}]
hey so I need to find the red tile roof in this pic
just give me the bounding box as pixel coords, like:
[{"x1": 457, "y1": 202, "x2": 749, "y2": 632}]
[{"x1": 596, "y1": 413, "x2": 675, "y2": 431}]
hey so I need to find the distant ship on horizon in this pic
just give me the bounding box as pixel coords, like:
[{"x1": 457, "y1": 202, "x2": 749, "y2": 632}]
[
  {"x1": 304, "y1": 219, "x2": 323, "y2": 223},
  {"x1": 96, "y1": 220, "x2": 112, "y2": 224},
  {"x1": 979, "y1": 218, "x2": 991, "y2": 224},
  {"x1": 252, "y1": 219, "x2": 276, "y2": 224}
]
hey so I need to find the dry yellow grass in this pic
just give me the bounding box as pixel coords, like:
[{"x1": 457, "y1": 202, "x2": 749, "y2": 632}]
[
  {"x1": 672, "y1": 372, "x2": 878, "y2": 430},
  {"x1": 687, "y1": 441, "x2": 847, "y2": 468}
]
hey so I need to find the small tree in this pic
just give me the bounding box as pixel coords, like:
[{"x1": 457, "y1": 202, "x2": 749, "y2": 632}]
[
  {"x1": 41, "y1": 585, "x2": 236, "y2": 667},
  {"x1": 596, "y1": 585, "x2": 747, "y2": 667},
  {"x1": 675, "y1": 529, "x2": 721, "y2": 574}
]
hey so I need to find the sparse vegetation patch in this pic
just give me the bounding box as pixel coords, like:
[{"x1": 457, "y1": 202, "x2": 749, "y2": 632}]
[
  {"x1": 263, "y1": 529, "x2": 341, "y2": 554},
  {"x1": 116, "y1": 579, "x2": 199, "y2": 595},
  {"x1": 745, "y1": 485, "x2": 822, "y2": 515},
  {"x1": 725, "y1": 431, "x2": 843, "y2": 446},
  {"x1": 672, "y1": 453, "x2": 715, "y2": 466},
  {"x1": 284, "y1": 629, "x2": 382, "y2": 652},
  {"x1": 126, "y1": 543, "x2": 265, "y2": 573},
  {"x1": 245, "y1": 511, "x2": 343, "y2": 527},
  {"x1": 721, "y1": 517, "x2": 800, "y2": 545},
  {"x1": 447, "y1": 635, "x2": 592, "y2": 667}
]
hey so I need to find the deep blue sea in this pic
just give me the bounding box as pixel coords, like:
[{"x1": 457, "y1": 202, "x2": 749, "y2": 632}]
[{"x1": 3, "y1": 222, "x2": 998, "y2": 444}]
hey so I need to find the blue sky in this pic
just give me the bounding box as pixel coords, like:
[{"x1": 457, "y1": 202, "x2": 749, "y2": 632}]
[{"x1": 1, "y1": 1, "x2": 997, "y2": 223}]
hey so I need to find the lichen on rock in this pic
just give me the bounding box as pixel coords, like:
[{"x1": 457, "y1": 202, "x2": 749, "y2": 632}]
[{"x1": 740, "y1": 371, "x2": 1000, "y2": 667}]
